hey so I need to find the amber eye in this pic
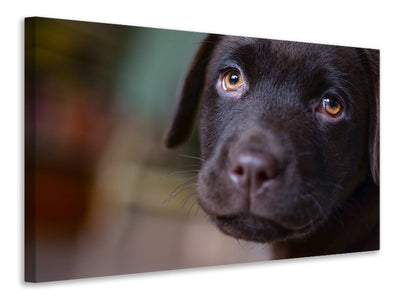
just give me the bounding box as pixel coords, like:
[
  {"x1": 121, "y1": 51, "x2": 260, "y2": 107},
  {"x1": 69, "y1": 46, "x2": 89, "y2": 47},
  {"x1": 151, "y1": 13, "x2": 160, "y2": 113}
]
[
  {"x1": 322, "y1": 95, "x2": 343, "y2": 117},
  {"x1": 222, "y1": 69, "x2": 243, "y2": 91}
]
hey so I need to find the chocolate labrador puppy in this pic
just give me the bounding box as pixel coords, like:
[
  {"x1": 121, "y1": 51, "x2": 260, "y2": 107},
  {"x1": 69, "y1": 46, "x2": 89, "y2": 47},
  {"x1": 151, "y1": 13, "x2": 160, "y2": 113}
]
[{"x1": 163, "y1": 34, "x2": 379, "y2": 259}]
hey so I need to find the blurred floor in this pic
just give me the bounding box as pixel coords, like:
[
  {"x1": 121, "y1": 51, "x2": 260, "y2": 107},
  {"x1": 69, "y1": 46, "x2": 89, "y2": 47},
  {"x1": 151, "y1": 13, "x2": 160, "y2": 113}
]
[
  {"x1": 70, "y1": 117, "x2": 273, "y2": 280},
  {"x1": 72, "y1": 207, "x2": 272, "y2": 279},
  {"x1": 33, "y1": 116, "x2": 273, "y2": 282}
]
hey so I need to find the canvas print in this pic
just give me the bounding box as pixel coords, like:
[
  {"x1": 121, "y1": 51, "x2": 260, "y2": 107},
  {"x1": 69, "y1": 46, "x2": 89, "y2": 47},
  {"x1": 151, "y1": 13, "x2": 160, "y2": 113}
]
[{"x1": 25, "y1": 17, "x2": 379, "y2": 282}]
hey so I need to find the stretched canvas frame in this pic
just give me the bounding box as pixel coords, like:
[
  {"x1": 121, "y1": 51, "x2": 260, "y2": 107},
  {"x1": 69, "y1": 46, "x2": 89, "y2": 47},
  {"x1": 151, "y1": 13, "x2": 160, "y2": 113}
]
[{"x1": 25, "y1": 17, "x2": 379, "y2": 283}]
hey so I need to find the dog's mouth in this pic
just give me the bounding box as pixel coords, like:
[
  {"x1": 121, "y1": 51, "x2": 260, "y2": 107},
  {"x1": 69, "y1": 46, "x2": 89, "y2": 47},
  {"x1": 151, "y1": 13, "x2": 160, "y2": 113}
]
[
  {"x1": 196, "y1": 129, "x2": 332, "y2": 243},
  {"x1": 210, "y1": 212, "x2": 321, "y2": 243},
  {"x1": 197, "y1": 159, "x2": 326, "y2": 243}
]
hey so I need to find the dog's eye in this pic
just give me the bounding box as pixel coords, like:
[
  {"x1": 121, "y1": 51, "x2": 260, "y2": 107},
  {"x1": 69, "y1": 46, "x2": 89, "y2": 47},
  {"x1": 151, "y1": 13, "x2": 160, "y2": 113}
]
[
  {"x1": 321, "y1": 95, "x2": 343, "y2": 117},
  {"x1": 222, "y1": 69, "x2": 243, "y2": 91}
]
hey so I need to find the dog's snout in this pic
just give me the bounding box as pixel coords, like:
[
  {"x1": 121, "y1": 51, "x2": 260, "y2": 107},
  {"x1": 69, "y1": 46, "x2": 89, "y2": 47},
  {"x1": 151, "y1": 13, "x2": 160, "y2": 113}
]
[{"x1": 229, "y1": 150, "x2": 279, "y2": 193}]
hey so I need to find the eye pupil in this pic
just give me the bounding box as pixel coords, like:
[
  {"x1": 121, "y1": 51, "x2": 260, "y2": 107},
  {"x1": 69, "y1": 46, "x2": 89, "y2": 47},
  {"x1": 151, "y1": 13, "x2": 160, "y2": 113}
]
[
  {"x1": 324, "y1": 98, "x2": 338, "y2": 108},
  {"x1": 322, "y1": 96, "x2": 342, "y2": 117},
  {"x1": 229, "y1": 73, "x2": 239, "y2": 85}
]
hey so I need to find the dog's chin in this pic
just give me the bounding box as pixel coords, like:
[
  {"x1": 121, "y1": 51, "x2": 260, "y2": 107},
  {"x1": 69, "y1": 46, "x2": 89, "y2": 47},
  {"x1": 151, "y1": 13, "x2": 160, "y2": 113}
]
[{"x1": 210, "y1": 213, "x2": 319, "y2": 243}]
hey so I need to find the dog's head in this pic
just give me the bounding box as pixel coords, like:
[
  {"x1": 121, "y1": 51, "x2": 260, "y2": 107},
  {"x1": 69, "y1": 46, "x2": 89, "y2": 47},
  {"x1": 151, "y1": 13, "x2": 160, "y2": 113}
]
[{"x1": 163, "y1": 35, "x2": 379, "y2": 243}]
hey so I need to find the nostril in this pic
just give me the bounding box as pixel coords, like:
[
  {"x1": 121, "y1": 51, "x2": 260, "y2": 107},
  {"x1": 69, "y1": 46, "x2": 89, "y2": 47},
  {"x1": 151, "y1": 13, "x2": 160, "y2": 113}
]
[
  {"x1": 256, "y1": 170, "x2": 269, "y2": 182},
  {"x1": 229, "y1": 150, "x2": 280, "y2": 192},
  {"x1": 233, "y1": 165, "x2": 244, "y2": 176}
]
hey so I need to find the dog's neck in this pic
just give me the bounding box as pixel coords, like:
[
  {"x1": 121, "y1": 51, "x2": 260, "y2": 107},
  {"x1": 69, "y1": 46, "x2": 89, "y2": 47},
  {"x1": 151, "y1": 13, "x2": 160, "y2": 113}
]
[{"x1": 271, "y1": 175, "x2": 379, "y2": 259}]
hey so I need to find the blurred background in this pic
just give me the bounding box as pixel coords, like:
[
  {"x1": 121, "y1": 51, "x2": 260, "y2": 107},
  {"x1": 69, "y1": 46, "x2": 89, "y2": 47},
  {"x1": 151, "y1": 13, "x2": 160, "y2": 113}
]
[{"x1": 25, "y1": 17, "x2": 271, "y2": 282}]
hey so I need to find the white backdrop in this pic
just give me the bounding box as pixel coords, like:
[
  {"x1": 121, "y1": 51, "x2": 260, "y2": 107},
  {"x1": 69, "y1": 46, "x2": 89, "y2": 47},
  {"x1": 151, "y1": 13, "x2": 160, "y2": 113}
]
[{"x1": 2, "y1": 1, "x2": 399, "y2": 299}]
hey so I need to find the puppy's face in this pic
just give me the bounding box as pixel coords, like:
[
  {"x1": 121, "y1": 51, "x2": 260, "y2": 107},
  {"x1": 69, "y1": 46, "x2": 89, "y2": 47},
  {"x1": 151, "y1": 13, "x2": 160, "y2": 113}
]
[{"x1": 164, "y1": 35, "x2": 379, "y2": 243}]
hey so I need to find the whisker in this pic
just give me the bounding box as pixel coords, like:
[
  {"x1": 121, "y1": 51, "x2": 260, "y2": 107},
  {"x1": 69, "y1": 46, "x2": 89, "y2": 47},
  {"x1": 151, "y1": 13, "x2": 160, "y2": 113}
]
[
  {"x1": 188, "y1": 197, "x2": 200, "y2": 216},
  {"x1": 161, "y1": 169, "x2": 199, "y2": 179},
  {"x1": 164, "y1": 187, "x2": 191, "y2": 205},
  {"x1": 308, "y1": 195, "x2": 325, "y2": 216},
  {"x1": 303, "y1": 179, "x2": 344, "y2": 191},
  {"x1": 163, "y1": 176, "x2": 197, "y2": 204},
  {"x1": 182, "y1": 163, "x2": 202, "y2": 168},
  {"x1": 180, "y1": 188, "x2": 197, "y2": 208},
  {"x1": 236, "y1": 238, "x2": 245, "y2": 249},
  {"x1": 330, "y1": 207, "x2": 348, "y2": 238},
  {"x1": 178, "y1": 154, "x2": 205, "y2": 162},
  {"x1": 295, "y1": 151, "x2": 315, "y2": 157},
  {"x1": 262, "y1": 242, "x2": 271, "y2": 250}
]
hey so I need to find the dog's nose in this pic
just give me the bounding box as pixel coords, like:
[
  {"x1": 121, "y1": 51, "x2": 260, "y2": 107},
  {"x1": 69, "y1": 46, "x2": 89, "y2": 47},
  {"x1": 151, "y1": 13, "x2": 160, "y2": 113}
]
[{"x1": 229, "y1": 150, "x2": 279, "y2": 192}]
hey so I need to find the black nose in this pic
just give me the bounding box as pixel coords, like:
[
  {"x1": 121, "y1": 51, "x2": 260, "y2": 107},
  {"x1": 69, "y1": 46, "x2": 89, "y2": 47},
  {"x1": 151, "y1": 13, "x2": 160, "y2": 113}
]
[{"x1": 229, "y1": 150, "x2": 279, "y2": 193}]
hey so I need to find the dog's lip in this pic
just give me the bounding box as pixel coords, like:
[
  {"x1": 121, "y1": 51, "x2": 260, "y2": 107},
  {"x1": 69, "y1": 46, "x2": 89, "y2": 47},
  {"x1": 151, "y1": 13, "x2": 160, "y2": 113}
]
[
  {"x1": 212, "y1": 213, "x2": 293, "y2": 242},
  {"x1": 214, "y1": 211, "x2": 319, "y2": 233},
  {"x1": 197, "y1": 188, "x2": 321, "y2": 233},
  {"x1": 267, "y1": 215, "x2": 319, "y2": 231}
]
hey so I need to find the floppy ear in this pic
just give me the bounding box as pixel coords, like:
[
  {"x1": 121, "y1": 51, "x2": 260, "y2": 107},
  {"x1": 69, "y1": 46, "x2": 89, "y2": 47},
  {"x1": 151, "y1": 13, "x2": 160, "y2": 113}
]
[
  {"x1": 360, "y1": 49, "x2": 380, "y2": 185},
  {"x1": 162, "y1": 34, "x2": 220, "y2": 149}
]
